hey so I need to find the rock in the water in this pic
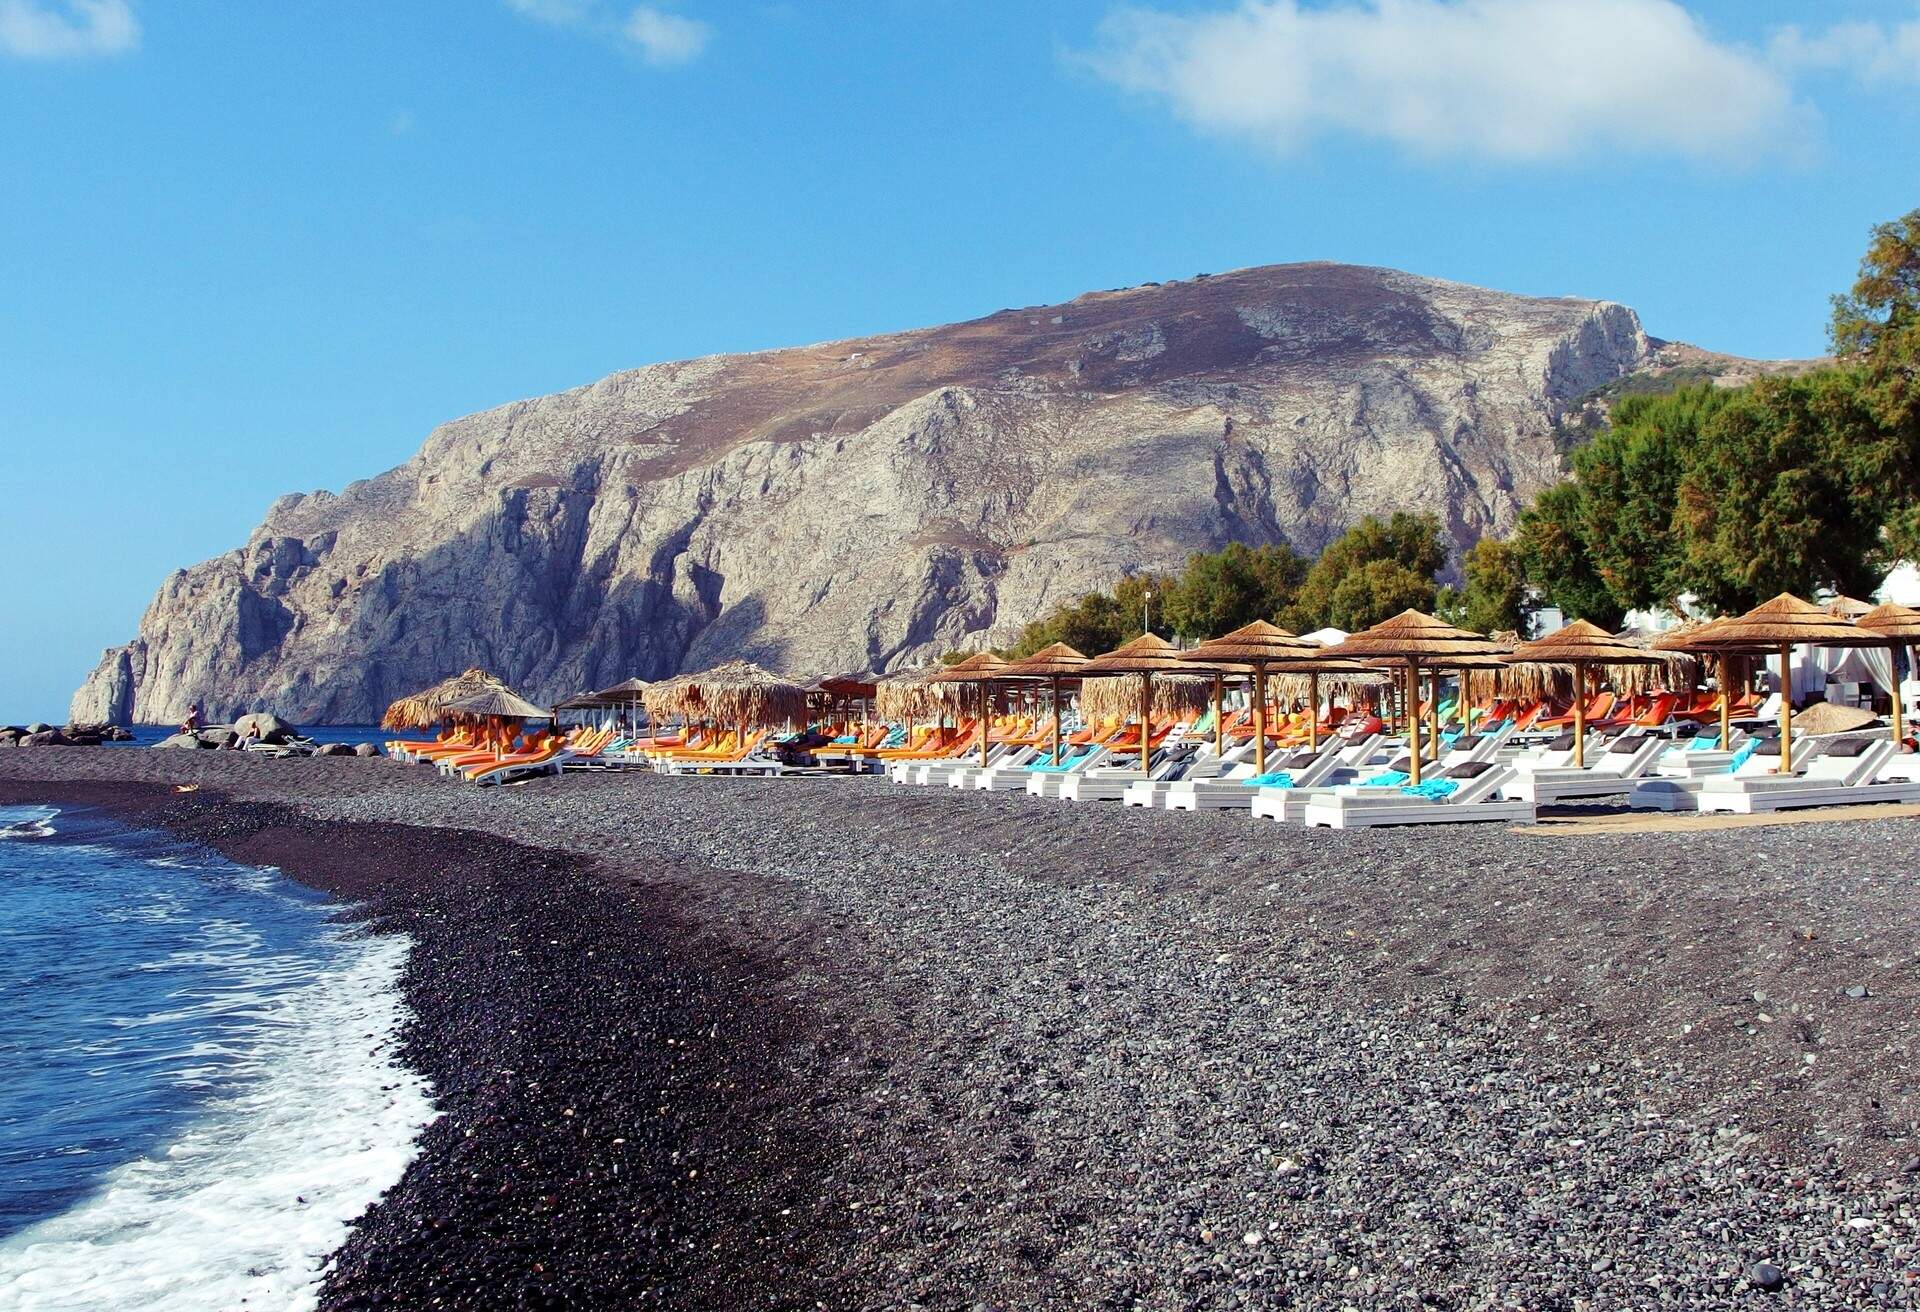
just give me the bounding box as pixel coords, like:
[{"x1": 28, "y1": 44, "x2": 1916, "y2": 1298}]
[
  {"x1": 1752, "y1": 1262, "x2": 1786, "y2": 1292},
  {"x1": 24, "y1": 723, "x2": 52, "y2": 736},
  {"x1": 156, "y1": 731, "x2": 206, "y2": 750},
  {"x1": 233, "y1": 712, "x2": 297, "y2": 744},
  {"x1": 18, "y1": 730, "x2": 66, "y2": 747},
  {"x1": 352, "y1": 742, "x2": 380, "y2": 757},
  {"x1": 69, "y1": 263, "x2": 1679, "y2": 725}
]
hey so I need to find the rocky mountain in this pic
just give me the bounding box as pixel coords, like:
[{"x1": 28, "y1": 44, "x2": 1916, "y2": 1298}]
[{"x1": 74, "y1": 262, "x2": 1657, "y2": 724}]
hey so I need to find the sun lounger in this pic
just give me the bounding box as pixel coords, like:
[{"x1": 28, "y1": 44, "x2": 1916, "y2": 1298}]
[
  {"x1": 1121, "y1": 739, "x2": 1257, "y2": 807},
  {"x1": 1694, "y1": 739, "x2": 1920, "y2": 813},
  {"x1": 1300, "y1": 762, "x2": 1533, "y2": 828},
  {"x1": 1058, "y1": 743, "x2": 1197, "y2": 801},
  {"x1": 1502, "y1": 734, "x2": 1666, "y2": 804},
  {"x1": 1628, "y1": 738, "x2": 1781, "y2": 810},
  {"x1": 1246, "y1": 741, "x2": 1421, "y2": 823},
  {"x1": 470, "y1": 742, "x2": 575, "y2": 786}
]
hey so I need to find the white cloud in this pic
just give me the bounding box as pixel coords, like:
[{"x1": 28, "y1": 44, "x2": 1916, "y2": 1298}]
[
  {"x1": 0, "y1": 0, "x2": 138, "y2": 60},
  {"x1": 621, "y1": 5, "x2": 709, "y2": 66},
  {"x1": 503, "y1": 0, "x2": 710, "y2": 66},
  {"x1": 1082, "y1": 0, "x2": 1804, "y2": 164},
  {"x1": 1770, "y1": 18, "x2": 1920, "y2": 86},
  {"x1": 505, "y1": 0, "x2": 591, "y2": 25}
]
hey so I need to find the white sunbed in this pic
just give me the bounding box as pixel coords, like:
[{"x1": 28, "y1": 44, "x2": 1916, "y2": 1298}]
[
  {"x1": 1121, "y1": 739, "x2": 1255, "y2": 807},
  {"x1": 1502, "y1": 734, "x2": 1667, "y2": 804},
  {"x1": 1248, "y1": 743, "x2": 1429, "y2": 824},
  {"x1": 1300, "y1": 762, "x2": 1534, "y2": 829},
  {"x1": 1439, "y1": 720, "x2": 1516, "y2": 768},
  {"x1": 1628, "y1": 739, "x2": 1785, "y2": 811},
  {"x1": 470, "y1": 747, "x2": 577, "y2": 787},
  {"x1": 978, "y1": 741, "x2": 1107, "y2": 791},
  {"x1": 1695, "y1": 739, "x2": 1920, "y2": 813},
  {"x1": 1169, "y1": 734, "x2": 1382, "y2": 813},
  {"x1": 1059, "y1": 744, "x2": 1198, "y2": 801},
  {"x1": 942, "y1": 743, "x2": 1041, "y2": 788}
]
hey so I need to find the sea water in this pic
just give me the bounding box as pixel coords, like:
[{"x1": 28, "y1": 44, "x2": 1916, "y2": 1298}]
[{"x1": 0, "y1": 805, "x2": 435, "y2": 1311}]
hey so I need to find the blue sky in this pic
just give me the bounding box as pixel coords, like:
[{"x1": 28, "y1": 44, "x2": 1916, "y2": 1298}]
[{"x1": 3, "y1": 0, "x2": 1918, "y2": 721}]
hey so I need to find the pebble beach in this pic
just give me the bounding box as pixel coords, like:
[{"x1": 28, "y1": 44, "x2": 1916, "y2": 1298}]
[{"x1": 3, "y1": 748, "x2": 1917, "y2": 1309}]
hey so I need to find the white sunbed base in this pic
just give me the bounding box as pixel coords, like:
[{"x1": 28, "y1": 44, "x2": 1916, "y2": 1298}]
[
  {"x1": 1059, "y1": 773, "x2": 1147, "y2": 801},
  {"x1": 1163, "y1": 781, "x2": 1261, "y2": 811},
  {"x1": 1696, "y1": 780, "x2": 1920, "y2": 814},
  {"x1": 1300, "y1": 796, "x2": 1534, "y2": 829},
  {"x1": 1249, "y1": 789, "x2": 1318, "y2": 823},
  {"x1": 1626, "y1": 778, "x2": 1708, "y2": 811}
]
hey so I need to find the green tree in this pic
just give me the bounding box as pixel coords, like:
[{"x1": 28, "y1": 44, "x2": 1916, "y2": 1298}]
[
  {"x1": 1570, "y1": 386, "x2": 1730, "y2": 611},
  {"x1": 1672, "y1": 371, "x2": 1889, "y2": 610},
  {"x1": 1513, "y1": 483, "x2": 1624, "y2": 629},
  {"x1": 1320, "y1": 558, "x2": 1436, "y2": 631},
  {"x1": 1284, "y1": 512, "x2": 1447, "y2": 631},
  {"x1": 1830, "y1": 208, "x2": 1920, "y2": 560},
  {"x1": 1455, "y1": 537, "x2": 1529, "y2": 634},
  {"x1": 1161, "y1": 541, "x2": 1308, "y2": 639}
]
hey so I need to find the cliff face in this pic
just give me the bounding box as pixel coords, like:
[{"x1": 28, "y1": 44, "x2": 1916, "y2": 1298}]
[{"x1": 72, "y1": 262, "x2": 1652, "y2": 724}]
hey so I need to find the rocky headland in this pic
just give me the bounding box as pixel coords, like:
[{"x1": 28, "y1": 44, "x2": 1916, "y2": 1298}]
[{"x1": 74, "y1": 262, "x2": 1662, "y2": 725}]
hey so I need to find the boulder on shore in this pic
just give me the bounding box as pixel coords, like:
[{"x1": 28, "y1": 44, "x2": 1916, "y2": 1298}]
[
  {"x1": 233, "y1": 712, "x2": 297, "y2": 745},
  {"x1": 19, "y1": 730, "x2": 67, "y2": 747},
  {"x1": 352, "y1": 742, "x2": 380, "y2": 757},
  {"x1": 198, "y1": 728, "x2": 238, "y2": 749},
  {"x1": 156, "y1": 732, "x2": 207, "y2": 750},
  {"x1": 25, "y1": 723, "x2": 53, "y2": 736},
  {"x1": 315, "y1": 742, "x2": 354, "y2": 757}
]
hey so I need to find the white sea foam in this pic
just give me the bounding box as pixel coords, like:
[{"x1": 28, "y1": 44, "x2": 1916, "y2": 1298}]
[{"x1": 0, "y1": 927, "x2": 436, "y2": 1311}]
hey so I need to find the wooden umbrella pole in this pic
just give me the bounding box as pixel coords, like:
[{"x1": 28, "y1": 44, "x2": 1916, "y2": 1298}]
[
  {"x1": 1574, "y1": 660, "x2": 1589, "y2": 776},
  {"x1": 1405, "y1": 661, "x2": 1422, "y2": 787},
  {"x1": 1728, "y1": 653, "x2": 1743, "y2": 749},
  {"x1": 1138, "y1": 672, "x2": 1152, "y2": 774},
  {"x1": 979, "y1": 679, "x2": 990, "y2": 768},
  {"x1": 1779, "y1": 644, "x2": 1793, "y2": 773},
  {"x1": 1889, "y1": 644, "x2": 1904, "y2": 747},
  {"x1": 1051, "y1": 676, "x2": 1064, "y2": 766},
  {"x1": 1427, "y1": 670, "x2": 1440, "y2": 747},
  {"x1": 1253, "y1": 663, "x2": 1269, "y2": 776},
  {"x1": 1212, "y1": 673, "x2": 1224, "y2": 758},
  {"x1": 1308, "y1": 672, "x2": 1320, "y2": 752}
]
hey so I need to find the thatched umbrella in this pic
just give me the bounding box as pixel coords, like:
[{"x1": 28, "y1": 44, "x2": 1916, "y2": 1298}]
[
  {"x1": 1688, "y1": 594, "x2": 1882, "y2": 772},
  {"x1": 1505, "y1": 620, "x2": 1663, "y2": 768},
  {"x1": 1651, "y1": 618, "x2": 1745, "y2": 749},
  {"x1": 1321, "y1": 611, "x2": 1510, "y2": 787},
  {"x1": 999, "y1": 643, "x2": 1090, "y2": 768},
  {"x1": 444, "y1": 688, "x2": 551, "y2": 720},
  {"x1": 1080, "y1": 634, "x2": 1206, "y2": 774},
  {"x1": 933, "y1": 653, "x2": 1011, "y2": 767},
  {"x1": 1176, "y1": 621, "x2": 1323, "y2": 772},
  {"x1": 809, "y1": 673, "x2": 879, "y2": 735},
  {"x1": 382, "y1": 668, "x2": 515, "y2": 731},
  {"x1": 1079, "y1": 674, "x2": 1213, "y2": 721},
  {"x1": 1827, "y1": 596, "x2": 1878, "y2": 620},
  {"x1": 874, "y1": 665, "x2": 963, "y2": 728},
  {"x1": 1856, "y1": 602, "x2": 1920, "y2": 745},
  {"x1": 645, "y1": 661, "x2": 808, "y2": 744}
]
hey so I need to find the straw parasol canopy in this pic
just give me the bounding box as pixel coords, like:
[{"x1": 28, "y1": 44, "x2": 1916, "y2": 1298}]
[
  {"x1": 1857, "y1": 601, "x2": 1920, "y2": 641},
  {"x1": 1177, "y1": 621, "x2": 1327, "y2": 765},
  {"x1": 1855, "y1": 602, "x2": 1920, "y2": 745},
  {"x1": 1081, "y1": 634, "x2": 1200, "y2": 773},
  {"x1": 643, "y1": 660, "x2": 808, "y2": 730},
  {"x1": 1000, "y1": 643, "x2": 1091, "y2": 765},
  {"x1": 1688, "y1": 594, "x2": 1882, "y2": 771},
  {"x1": 1827, "y1": 596, "x2": 1878, "y2": 619},
  {"x1": 933, "y1": 652, "x2": 1012, "y2": 766},
  {"x1": 444, "y1": 688, "x2": 551, "y2": 721},
  {"x1": 1321, "y1": 611, "x2": 1510, "y2": 786},
  {"x1": 1507, "y1": 620, "x2": 1663, "y2": 767},
  {"x1": 873, "y1": 666, "x2": 964, "y2": 722},
  {"x1": 1079, "y1": 673, "x2": 1212, "y2": 721},
  {"x1": 1790, "y1": 701, "x2": 1879, "y2": 738},
  {"x1": 382, "y1": 668, "x2": 516, "y2": 730}
]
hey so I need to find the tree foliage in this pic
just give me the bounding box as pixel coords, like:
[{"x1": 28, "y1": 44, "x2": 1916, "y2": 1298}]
[
  {"x1": 1514, "y1": 482, "x2": 1624, "y2": 629},
  {"x1": 1831, "y1": 207, "x2": 1920, "y2": 561},
  {"x1": 1454, "y1": 537, "x2": 1530, "y2": 634},
  {"x1": 1282, "y1": 512, "x2": 1446, "y2": 632},
  {"x1": 1160, "y1": 542, "x2": 1308, "y2": 639}
]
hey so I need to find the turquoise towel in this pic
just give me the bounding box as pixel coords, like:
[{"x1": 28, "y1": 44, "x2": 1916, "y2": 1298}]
[
  {"x1": 1726, "y1": 739, "x2": 1760, "y2": 771},
  {"x1": 1400, "y1": 779, "x2": 1460, "y2": 799},
  {"x1": 1687, "y1": 731, "x2": 1721, "y2": 750},
  {"x1": 832, "y1": 735, "x2": 857, "y2": 744},
  {"x1": 1360, "y1": 770, "x2": 1410, "y2": 787},
  {"x1": 1243, "y1": 771, "x2": 1294, "y2": 789}
]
